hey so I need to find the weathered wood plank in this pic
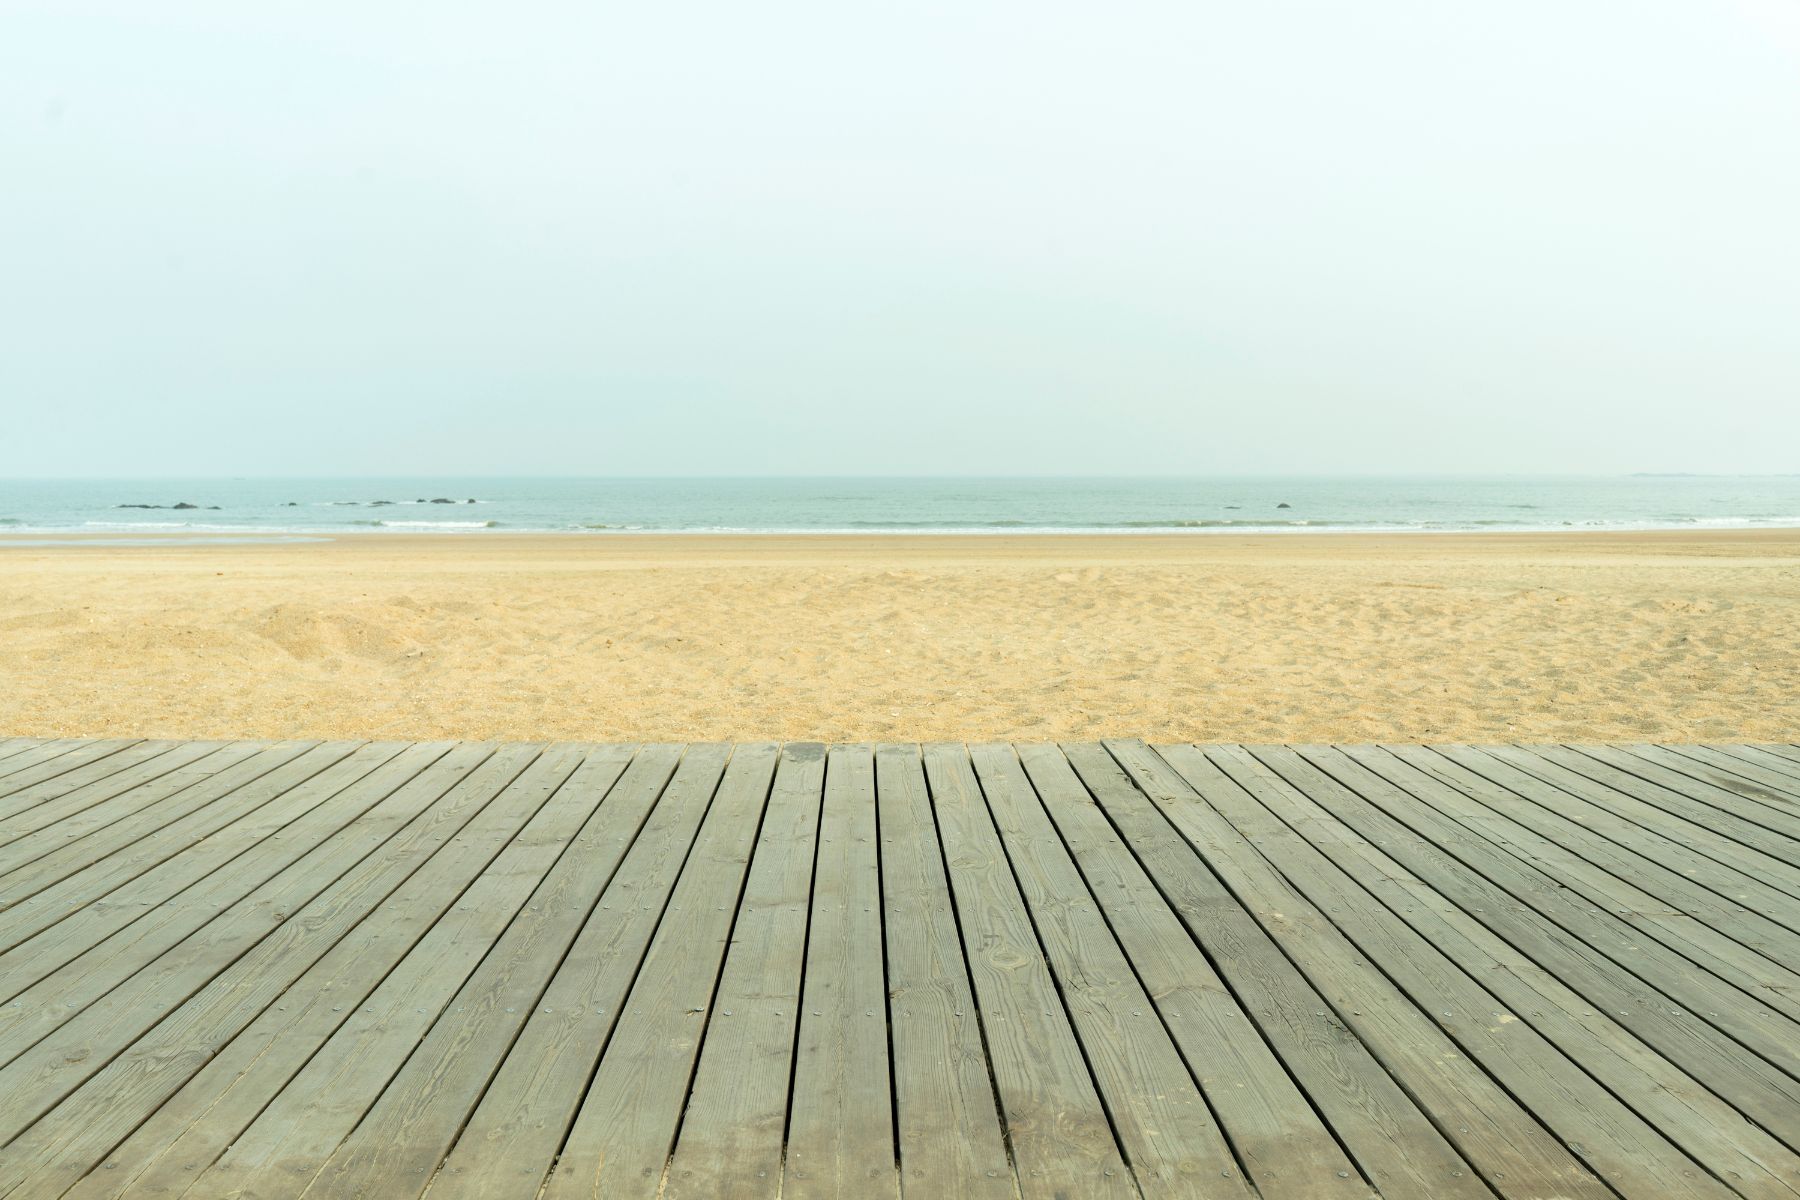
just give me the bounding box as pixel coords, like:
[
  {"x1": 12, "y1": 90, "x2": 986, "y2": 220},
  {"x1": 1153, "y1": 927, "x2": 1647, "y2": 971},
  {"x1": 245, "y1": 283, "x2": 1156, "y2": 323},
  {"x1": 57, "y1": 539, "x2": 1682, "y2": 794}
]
[
  {"x1": 538, "y1": 744, "x2": 779, "y2": 1200},
  {"x1": 1037, "y1": 744, "x2": 1436, "y2": 1200},
  {"x1": 0, "y1": 739, "x2": 1792, "y2": 1200},
  {"x1": 46, "y1": 752, "x2": 643, "y2": 1200},
  {"x1": 0, "y1": 741, "x2": 316, "y2": 886},
  {"x1": 972, "y1": 743, "x2": 1252, "y2": 1198},
  {"x1": 1254, "y1": 745, "x2": 1800, "y2": 1189},
  {"x1": 0, "y1": 743, "x2": 448, "y2": 1046},
  {"x1": 46, "y1": 748, "x2": 657, "y2": 1200},
  {"x1": 0, "y1": 744, "x2": 531, "y2": 1175},
  {"x1": 1175, "y1": 743, "x2": 1740, "y2": 1200},
  {"x1": 0, "y1": 741, "x2": 343, "y2": 909},
  {"x1": 1311, "y1": 745, "x2": 1800, "y2": 1136},
  {"x1": 1489, "y1": 746, "x2": 1800, "y2": 894},
  {"x1": 1587, "y1": 746, "x2": 1800, "y2": 838},
  {"x1": 0, "y1": 742, "x2": 233, "y2": 847},
  {"x1": 663, "y1": 744, "x2": 826, "y2": 1200},
  {"x1": 1719, "y1": 745, "x2": 1800, "y2": 786},
  {"x1": 870, "y1": 743, "x2": 1013, "y2": 1200},
  {"x1": 425, "y1": 744, "x2": 734, "y2": 1199},
  {"x1": 1372, "y1": 744, "x2": 1800, "y2": 1029},
  {"x1": 0, "y1": 740, "x2": 150, "y2": 812},
  {"x1": 0, "y1": 740, "x2": 127, "y2": 792},
  {"x1": 267, "y1": 746, "x2": 672, "y2": 1200},
  {"x1": 1753, "y1": 743, "x2": 1800, "y2": 760},
  {"x1": 1447, "y1": 746, "x2": 1800, "y2": 926},
  {"x1": 0, "y1": 744, "x2": 547, "y2": 1194},
  {"x1": 0, "y1": 739, "x2": 42, "y2": 765},
  {"x1": 1661, "y1": 745, "x2": 1800, "y2": 803},
  {"x1": 922, "y1": 743, "x2": 1136, "y2": 1198},
  {"x1": 784, "y1": 745, "x2": 897, "y2": 1199},
  {"x1": 188, "y1": 745, "x2": 611, "y2": 1200},
  {"x1": 0, "y1": 742, "x2": 419, "y2": 976},
  {"x1": 1101, "y1": 740, "x2": 1607, "y2": 1200}
]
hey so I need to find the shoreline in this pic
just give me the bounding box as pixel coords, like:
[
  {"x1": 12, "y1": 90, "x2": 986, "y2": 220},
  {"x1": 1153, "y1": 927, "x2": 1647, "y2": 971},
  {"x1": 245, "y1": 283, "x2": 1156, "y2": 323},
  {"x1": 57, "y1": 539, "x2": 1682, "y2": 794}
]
[
  {"x1": 3, "y1": 527, "x2": 1800, "y2": 564},
  {"x1": 6, "y1": 525, "x2": 1800, "y2": 544},
  {"x1": 9, "y1": 522, "x2": 1800, "y2": 540}
]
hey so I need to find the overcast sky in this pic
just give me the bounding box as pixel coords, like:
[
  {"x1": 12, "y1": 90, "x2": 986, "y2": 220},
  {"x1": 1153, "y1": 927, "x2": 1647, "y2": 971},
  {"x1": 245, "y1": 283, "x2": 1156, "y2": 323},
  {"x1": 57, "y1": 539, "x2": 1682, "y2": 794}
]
[{"x1": 4, "y1": 0, "x2": 1798, "y2": 477}]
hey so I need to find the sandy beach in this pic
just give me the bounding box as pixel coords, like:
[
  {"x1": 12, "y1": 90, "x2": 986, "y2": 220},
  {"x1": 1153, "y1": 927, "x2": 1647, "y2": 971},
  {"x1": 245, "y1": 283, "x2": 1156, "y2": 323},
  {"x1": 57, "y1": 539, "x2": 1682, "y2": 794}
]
[{"x1": 3, "y1": 530, "x2": 1796, "y2": 743}]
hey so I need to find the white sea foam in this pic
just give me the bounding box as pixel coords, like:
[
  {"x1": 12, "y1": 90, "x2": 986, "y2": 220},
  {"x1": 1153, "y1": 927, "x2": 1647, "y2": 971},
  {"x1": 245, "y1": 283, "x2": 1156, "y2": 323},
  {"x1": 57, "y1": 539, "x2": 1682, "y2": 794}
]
[{"x1": 370, "y1": 520, "x2": 499, "y2": 529}]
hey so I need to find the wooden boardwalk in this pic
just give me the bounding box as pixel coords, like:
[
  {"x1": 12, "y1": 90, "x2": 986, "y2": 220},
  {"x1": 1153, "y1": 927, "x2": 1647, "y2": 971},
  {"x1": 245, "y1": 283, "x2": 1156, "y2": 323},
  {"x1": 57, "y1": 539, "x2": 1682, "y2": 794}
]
[{"x1": 0, "y1": 739, "x2": 1797, "y2": 1198}]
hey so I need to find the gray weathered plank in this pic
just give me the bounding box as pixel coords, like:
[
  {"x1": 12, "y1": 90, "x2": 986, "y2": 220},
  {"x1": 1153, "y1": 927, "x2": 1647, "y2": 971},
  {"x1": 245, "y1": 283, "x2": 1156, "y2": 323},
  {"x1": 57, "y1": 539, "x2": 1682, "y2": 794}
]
[
  {"x1": 922, "y1": 743, "x2": 1136, "y2": 1199},
  {"x1": 0, "y1": 743, "x2": 450, "y2": 1047},
  {"x1": 663, "y1": 743, "x2": 826, "y2": 1200},
  {"x1": 1448, "y1": 746, "x2": 1800, "y2": 926},
  {"x1": 0, "y1": 740, "x2": 152, "y2": 813},
  {"x1": 871, "y1": 743, "x2": 1013, "y2": 1200},
  {"x1": 1176, "y1": 743, "x2": 1740, "y2": 1200},
  {"x1": 0, "y1": 739, "x2": 42, "y2": 765},
  {"x1": 1718, "y1": 746, "x2": 1800, "y2": 787},
  {"x1": 1252, "y1": 745, "x2": 1800, "y2": 1191},
  {"x1": 538, "y1": 744, "x2": 779, "y2": 1199},
  {"x1": 283, "y1": 747, "x2": 672, "y2": 1200},
  {"x1": 1490, "y1": 746, "x2": 1800, "y2": 895},
  {"x1": 0, "y1": 741, "x2": 343, "y2": 909},
  {"x1": 0, "y1": 740, "x2": 130, "y2": 792},
  {"x1": 188, "y1": 745, "x2": 609, "y2": 1200},
  {"x1": 972, "y1": 743, "x2": 1252, "y2": 1198},
  {"x1": 1308, "y1": 744, "x2": 1800, "y2": 1138},
  {"x1": 1102, "y1": 740, "x2": 1608, "y2": 1200},
  {"x1": 1373, "y1": 744, "x2": 1800, "y2": 1029},
  {"x1": 1587, "y1": 745, "x2": 1800, "y2": 839},
  {"x1": 1036, "y1": 744, "x2": 1438, "y2": 1199},
  {"x1": 784, "y1": 745, "x2": 898, "y2": 1199},
  {"x1": 0, "y1": 742, "x2": 419, "y2": 975},
  {"x1": 425, "y1": 744, "x2": 734, "y2": 1199},
  {"x1": 0, "y1": 742, "x2": 233, "y2": 847},
  {"x1": 1662, "y1": 745, "x2": 1800, "y2": 803},
  {"x1": 0, "y1": 744, "x2": 531, "y2": 1178},
  {"x1": 0, "y1": 741, "x2": 315, "y2": 885},
  {"x1": 0, "y1": 739, "x2": 1792, "y2": 1200},
  {"x1": 65, "y1": 744, "x2": 669, "y2": 1194}
]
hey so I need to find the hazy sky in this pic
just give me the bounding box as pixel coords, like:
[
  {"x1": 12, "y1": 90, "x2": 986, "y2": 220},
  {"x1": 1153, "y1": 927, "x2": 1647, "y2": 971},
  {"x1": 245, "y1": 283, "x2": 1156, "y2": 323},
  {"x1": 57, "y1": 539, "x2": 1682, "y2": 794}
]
[{"x1": 4, "y1": 0, "x2": 1798, "y2": 476}]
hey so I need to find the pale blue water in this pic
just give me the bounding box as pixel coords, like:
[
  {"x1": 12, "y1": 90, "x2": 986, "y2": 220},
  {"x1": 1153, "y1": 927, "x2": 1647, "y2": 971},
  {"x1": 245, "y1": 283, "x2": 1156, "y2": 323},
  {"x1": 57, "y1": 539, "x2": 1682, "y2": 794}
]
[{"x1": 2, "y1": 477, "x2": 1799, "y2": 537}]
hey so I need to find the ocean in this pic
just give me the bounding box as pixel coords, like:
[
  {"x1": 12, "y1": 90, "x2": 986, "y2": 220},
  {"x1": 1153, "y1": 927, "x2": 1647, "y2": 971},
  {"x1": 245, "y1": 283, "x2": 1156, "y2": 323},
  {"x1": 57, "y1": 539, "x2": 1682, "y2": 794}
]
[{"x1": 2, "y1": 476, "x2": 1799, "y2": 539}]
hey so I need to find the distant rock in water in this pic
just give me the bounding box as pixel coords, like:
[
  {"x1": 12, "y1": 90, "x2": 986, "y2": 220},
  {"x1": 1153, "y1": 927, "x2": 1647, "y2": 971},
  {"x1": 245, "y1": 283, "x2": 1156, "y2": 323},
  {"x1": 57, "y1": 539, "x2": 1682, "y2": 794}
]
[
  {"x1": 467, "y1": 498, "x2": 477, "y2": 504},
  {"x1": 370, "y1": 500, "x2": 395, "y2": 507},
  {"x1": 283, "y1": 502, "x2": 299, "y2": 507},
  {"x1": 1276, "y1": 502, "x2": 1291, "y2": 509},
  {"x1": 430, "y1": 497, "x2": 456, "y2": 504},
  {"x1": 115, "y1": 501, "x2": 211, "y2": 510}
]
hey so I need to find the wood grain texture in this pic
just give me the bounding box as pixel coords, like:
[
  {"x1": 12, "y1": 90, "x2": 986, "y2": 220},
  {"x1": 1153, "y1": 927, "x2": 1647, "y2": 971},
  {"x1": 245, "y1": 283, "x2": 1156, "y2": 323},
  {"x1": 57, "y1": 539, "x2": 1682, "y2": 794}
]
[
  {"x1": 971, "y1": 742, "x2": 1250, "y2": 1199},
  {"x1": 1105, "y1": 739, "x2": 1608, "y2": 1200},
  {"x1": 0, "y1": 739, "x2": 1792, "y2": 1200},
  {"x1": 784, "y1": 745, "x2": 897, "y2": 1200},
  {"x1": 664, "y1": 743, "x2": 826, "y2": 1200},
  {"x1": 922, "y1": 742, "x2": 1137, "y2": 1200},
  {"x1": 538, "y1": 744, "x2": 778, "y2": 1200},
  {"x1": 427, "y1": 743, "x2": 733, "y2": 1199},
  {"x1": 873, "y1": 742, "x2": 1013, "y2": 1199}
]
